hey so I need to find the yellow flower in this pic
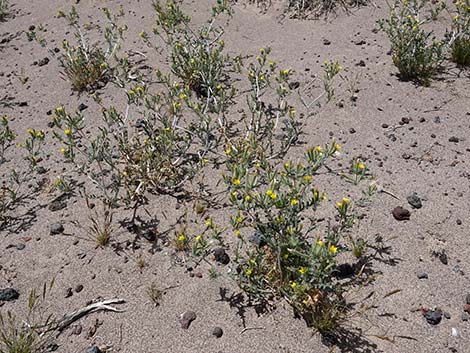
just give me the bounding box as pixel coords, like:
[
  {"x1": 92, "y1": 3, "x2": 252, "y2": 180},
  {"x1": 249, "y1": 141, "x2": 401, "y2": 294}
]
[
  {"x1": 282, "y1": 69, "x2": 290, "y2": 75},
  {"x1": 290, "y1": 199, "x2": 299, "y2": 206},
  {"x1": 337, "y1": 202, "x2": 343, "y2": 208},
  {"x1": 317, "y1": 240, "x2": 324, "y2": 246},
  {"x1": 195, "y1": 234, "x2": 202, "y2": 242},
  {"x1": 255, "y1": 163, "x2": 261, "y2": 168},
  {"x1": 316, "y1": 145, "x2": 322, "y2": 152},
  {"x1": 225, "y1": 149, "x2": 231, "y2": 155},
  {"x1": 304, "y1": 175, "x2": 312, "y2": 182},
  {"x1": 290, "y1": 282, "x2": 298, "y2": 289},
  {"x1": 244, "y1": 195, "x2": 251, "y2": 202},
  {"x1": 329, "y1": 245, "x2": 338, "y2": 254},
  {"x1": 216, "y1": 84, "x2": 222, "y2": 90},
  {"x1": 236, "y1": 216, "x2": 243, "y2": 223},
  {"x1": 234, "y1": 229, "x2": 241, "y2": 237},
  {"x1": 55, "y1": 107, "x2": 64, "y2": 113},
  {"x1": 299, "y1": 266, "x2": 307, "y2": 275},
  {"x1": 358, "y1": 163, "x2": 365, "y2": 170},
  {"x1": 205, "y1": 218, "x2": 212, "y2": 227},
  {"x1": 270, "y1": 193, "x2": 277, "y2": 200},
  {"x1": 321, "y1": 193, "x2": 327, "y2": 201},
  {"x1": 334, "y1": 142, "x2": 341, "y2": 151},
  {"x1": 246, "y1": 268, "x2": 252, "y2": 276},
  {"x1": 276, "y1": 216, "x2": 284, "y2": 223},
  {"x1": 233, "y1": 178, "x2": 241, "y2": 185},
  {"x1": 342, "y1": 197, "x2": 350, "y2": 204},
  {"x1": 139, "y1": 31, "x2": 146, "y2": 38},
  {"x1": 177, "y1": 234, "x2": 186, "y2": 242},
  {"x1": 283, "y1": 253, "x2": 289, "y2": 259},
  {"x1": 266, "y1": 189, "x2": 273, "y2": 196},
  {"x1": 60, "y1": 148, "x2": 66, "y2": 154},
  {"x1": 26, "y1": 129, "x2": 33, "y2": 134},
  {"x1": 179, "y1": 93, "x2": 187, "y2": 100},
  {"x1": 64, "y1": 128, "x2": 71, "y2": 136}
]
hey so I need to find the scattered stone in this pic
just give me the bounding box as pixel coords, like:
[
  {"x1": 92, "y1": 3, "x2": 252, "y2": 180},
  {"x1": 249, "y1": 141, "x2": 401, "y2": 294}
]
[
  {"x1": 49, "y1": 200, "x2": 67, "y2": 212},
  {"x1": 78, "y1": 103, "x2": 88, "y2": 112},
  {"x1": 50, "y1": 223, "x2": 64, "y2": 235},
  {"x1": 213, "y1": 248, "x2": 230, "y2": 265},
  {"x1": 212, "y1": 326, "x2": 223, "y2": 338},
  {"x1": 462, "y1": 312, "x2": 469, "y2": 321},
  {"x1": 195, "y1": 272, "x2": 203, "y2": 278},
  {"x1": 407, "y1": 193, "x2": 422, "y2": 209},
  {"x1": 438, "y1": 252, "x2": 448, "y2": 265},
  {"x1": 451, "y1": 327, "x2": 459, "y2": 337},
  {"x1": 464, "y1": 304, "x2": 470, "y2": 313},
  {"x1": 16, "y1": 243, "x2": 25, "y2": 250},
  {"x1": 417, "y1": 272, "x2": 428, "y2": 279},
  {"x1": 349, "y1": 128, "x2": 356, "y2": 134},
  {"x1": 323, "y1": 39, "x2": 331, "y2": 45},
  {"x1": 0, "y1": 288, "x2": 19, "y2": 301},
  {"x1": 75, "y1": 284, "x2": 84, "y2": 293},
  {"x1": 449, "y1": 136, "x2": 460, "y2": 143},
  {"x1": 402, "y1": 153, "x2": 411, "y2": 160},
  {"x1": 423, "y1": 309, "x2": 442, "y2": 325},
  {"x1": 392, "y1": 207, "x2": 410, "y2": 221},
  {"x1": 85, "y1": 347, "x2": 102, "y2": 353},
  {"x1": 38, "y1": 57, "x2": 50, "y2": 66},
  {"x1": 381, "y1": 123, "x2": 389, "y2": 128},
  {"x1": 179, "y1": 311, "x2": 197, "y2": 329},
  {"x1": 466, "y1": 294, "x2": 470, "y2": 305},
  {"x1": 444, "y1": 312, "x2": 451, "y2": 319},
  {"x1": 456, "y1": 219, "x2": 462, "y2": 225},
  {"x1": 65, "y1": 287, "x2": 73, "y2": 298}
]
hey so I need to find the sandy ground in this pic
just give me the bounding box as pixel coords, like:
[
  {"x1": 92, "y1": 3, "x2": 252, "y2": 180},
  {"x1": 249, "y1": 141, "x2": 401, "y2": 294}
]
[{"x1": 1, "y1": 0, "x2": 470, "y2": 352}]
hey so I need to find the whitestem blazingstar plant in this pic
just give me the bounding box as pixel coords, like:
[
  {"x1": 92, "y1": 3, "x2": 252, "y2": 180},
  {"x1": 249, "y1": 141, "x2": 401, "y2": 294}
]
[
  {"x1": 55, "y1": 6, "x2": 128, "y2": 91},
  {"x1": 447, "y1": 0, "x2": 470, "y2": 65},
  {"x1": 224, "y1": 141, "x2": 364, "y2": 332},
  {"x1": 379, "y1": 0, "x2": 446, "y2": 85},
  {"x1": 0, "y1": 116, "x2": 15, "y2": 163}
]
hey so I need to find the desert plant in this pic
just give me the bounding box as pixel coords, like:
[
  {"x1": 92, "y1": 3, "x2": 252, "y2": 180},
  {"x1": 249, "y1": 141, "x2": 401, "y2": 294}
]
[
  {"x1": 224, "y1": 141, "x2": 368, "y2": 331},
  {"x1": 0, "y1": 284, "x2": 55, "y2": 353},
  {"x1": 447, "y1": 0, "x2": 470, "y2": 65},
  {"x1": 259, "y1": 0, "x2": 369, "y2": 18},
  {"x1": 144, "y1": 0, "x2": 235, "y2": 108},
  {"x1": 0, "y1": 0, "x2": 9, "y2": 21},
  {"x1": 54, "y1": 6, "x2": 128, "y2": 91},
  {"x1": 323, "y1": 60, "x2": 342, "y2": 101},
  {"x1": 379, "y1": 0, "x2": 445, "y2": 85},
  {"x1": 18, "y1": 129, "x2": 45, "y2": 170},
  {"x1": 0, "y1": 116, "x2": 15, "y2": 163}
]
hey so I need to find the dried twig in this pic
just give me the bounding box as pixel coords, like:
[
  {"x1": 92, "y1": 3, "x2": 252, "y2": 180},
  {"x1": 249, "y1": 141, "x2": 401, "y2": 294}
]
[{"x1": 52, "y1": 298, "x2": 126, "y2": 333}]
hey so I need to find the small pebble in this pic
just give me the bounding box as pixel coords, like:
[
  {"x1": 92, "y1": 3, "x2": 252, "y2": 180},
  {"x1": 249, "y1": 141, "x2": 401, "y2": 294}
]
[
  {"x1": 417, "y1": 272, "x2": 428, "y2": 279},
  {"x1": 392, "y1": 207, "x2": 410, "y2": 221},
  {"x1": 75, "y1": 284, "x2": 84, "y2": 293},
  {"x1": 212, "y1": 326, "x2": 223, "y2": 338},
  {"x1": 179, "y1": 311, "x2": 197, "y2": 329},
  {"x1": 0, "y1": 288, "x2": 20, "y2": 301},
  {"x1": 50, "y1": 223, "x2": 64, "y2": 235}
]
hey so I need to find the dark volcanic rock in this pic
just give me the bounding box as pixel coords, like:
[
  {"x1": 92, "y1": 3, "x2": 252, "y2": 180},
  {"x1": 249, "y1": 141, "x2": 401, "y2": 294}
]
[
  {"x1": 0, "y1": 288, "x2": 19, "y2": 301},
  {"x1": 407, "y1": 193, "x2": 422, "y2": 209},
  {"x1": 392, "y1": 207, "x2": 410, "y2": 221},
  {"x1": 212, "y1": 326, "x2": 223, "y2": 338},
  {"x1": 213, "y1": 248, "x2": 230, "y2": 265},
  {"x1": 423, "y1": 309, "x2": 442, "y2": 325},
  {"x1": 50, "y1": 223, "x2": 64, "y2": 235}
]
